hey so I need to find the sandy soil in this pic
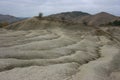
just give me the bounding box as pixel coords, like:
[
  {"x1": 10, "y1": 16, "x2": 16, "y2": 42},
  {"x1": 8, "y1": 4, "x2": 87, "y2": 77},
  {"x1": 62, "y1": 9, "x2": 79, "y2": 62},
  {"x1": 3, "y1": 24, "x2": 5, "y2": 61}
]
[{"x1": 0, "y1": 27, "x2": 120, "y2": 80}]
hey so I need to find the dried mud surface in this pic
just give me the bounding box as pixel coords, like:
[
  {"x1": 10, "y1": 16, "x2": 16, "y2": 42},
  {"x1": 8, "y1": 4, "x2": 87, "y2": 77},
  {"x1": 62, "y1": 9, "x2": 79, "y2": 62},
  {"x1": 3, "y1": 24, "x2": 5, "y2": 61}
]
[{"x1": 0, "y1": 27, "x2": 120, "y2": 80}]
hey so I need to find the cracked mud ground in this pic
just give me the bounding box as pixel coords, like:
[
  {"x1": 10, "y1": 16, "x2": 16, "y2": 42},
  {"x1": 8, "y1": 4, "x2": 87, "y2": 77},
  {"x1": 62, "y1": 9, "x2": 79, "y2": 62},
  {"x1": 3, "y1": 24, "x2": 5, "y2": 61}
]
[{"x1": 0, "y1": 27, "x2": 120, "y2": 80}]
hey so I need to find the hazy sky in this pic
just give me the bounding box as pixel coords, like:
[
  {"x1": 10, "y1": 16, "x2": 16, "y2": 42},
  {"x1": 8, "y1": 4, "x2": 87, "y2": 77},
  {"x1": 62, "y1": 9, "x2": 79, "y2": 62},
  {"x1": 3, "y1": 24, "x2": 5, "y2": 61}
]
[{"x1": 0, "y1": 0, "x2": 120, "y2": 17}]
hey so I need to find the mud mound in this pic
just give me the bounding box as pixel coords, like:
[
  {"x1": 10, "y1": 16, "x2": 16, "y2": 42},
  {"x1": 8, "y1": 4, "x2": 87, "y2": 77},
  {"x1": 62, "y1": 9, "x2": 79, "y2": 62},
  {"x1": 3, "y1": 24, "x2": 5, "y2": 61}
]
[
  {"x1": 0, "y1": 26, "x2": 120, "y2": 80},
  {"x1": 5, "y1": 17, "x2": 66, "y2": 30}
]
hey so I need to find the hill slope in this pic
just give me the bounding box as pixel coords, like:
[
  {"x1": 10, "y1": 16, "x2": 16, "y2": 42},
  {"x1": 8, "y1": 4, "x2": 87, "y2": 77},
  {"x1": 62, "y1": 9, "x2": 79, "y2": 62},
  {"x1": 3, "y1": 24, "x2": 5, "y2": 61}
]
[
  {"x1": 48, "y1": 11, "x2": 90, "y2": 21},
  {"x1": 79, "y1": 12, "x2": 119, "y2": 26},
  {"x1": 5, "y1": 17, "x2": 67, "y2": 30},
  {"x1": 5, "y1": 16, "x2": 86, "y2": 30}
]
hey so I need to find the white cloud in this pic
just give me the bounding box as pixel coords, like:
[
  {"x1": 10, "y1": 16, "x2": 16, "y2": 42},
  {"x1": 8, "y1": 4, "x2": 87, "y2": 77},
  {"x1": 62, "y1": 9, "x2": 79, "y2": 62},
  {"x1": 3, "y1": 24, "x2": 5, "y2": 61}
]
[{"x1": 0, "y1": 0, "x2": 119, "y2": 17}]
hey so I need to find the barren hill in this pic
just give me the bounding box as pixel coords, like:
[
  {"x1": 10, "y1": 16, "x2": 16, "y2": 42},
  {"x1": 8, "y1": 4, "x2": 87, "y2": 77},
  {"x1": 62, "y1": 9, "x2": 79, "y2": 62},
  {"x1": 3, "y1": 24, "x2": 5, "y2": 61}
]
[
  {"x1": 48, "y1": 11, "x2": 90, "y2": 21},
  {"x1": 5, "y1": 17, "x2": 66, "y2": 30},
  {"x1": 79, "y1": 12, "x2": 119, "y2": 26},
  {"x1": 5, "y1": 16, "x2": 86, "y2": 30}
]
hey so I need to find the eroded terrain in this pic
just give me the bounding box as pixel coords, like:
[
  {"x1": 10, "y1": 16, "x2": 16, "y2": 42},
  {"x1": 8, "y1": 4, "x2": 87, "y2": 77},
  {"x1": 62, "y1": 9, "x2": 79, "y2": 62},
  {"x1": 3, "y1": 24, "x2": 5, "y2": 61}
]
[{"x1": 0, "y1": 27, "x2": 120, "y2": 80}]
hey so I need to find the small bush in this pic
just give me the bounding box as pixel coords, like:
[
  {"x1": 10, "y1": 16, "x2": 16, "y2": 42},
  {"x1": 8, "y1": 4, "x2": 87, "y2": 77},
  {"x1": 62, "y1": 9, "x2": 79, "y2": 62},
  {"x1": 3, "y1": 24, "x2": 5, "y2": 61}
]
[
  {"x1": 108, "y1": 20, "x2": 120, "y2": 26},
  {"x1": 39, "y1": 13, "x2": 43, "y2": 18},
  {"x1": 0, "y1": 22, "x2": 9, "y2": 28}
]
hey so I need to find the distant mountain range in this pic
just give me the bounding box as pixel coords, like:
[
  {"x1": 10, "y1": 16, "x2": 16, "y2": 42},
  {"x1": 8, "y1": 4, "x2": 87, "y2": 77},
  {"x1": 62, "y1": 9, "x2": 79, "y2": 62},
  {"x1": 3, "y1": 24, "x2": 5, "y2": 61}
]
[
  {"x1": 48, "y1": 11, "x2": 120, "y2": 26},
  {"x1": 0, "y1": 14, "x2": 27, "y2": 23}
]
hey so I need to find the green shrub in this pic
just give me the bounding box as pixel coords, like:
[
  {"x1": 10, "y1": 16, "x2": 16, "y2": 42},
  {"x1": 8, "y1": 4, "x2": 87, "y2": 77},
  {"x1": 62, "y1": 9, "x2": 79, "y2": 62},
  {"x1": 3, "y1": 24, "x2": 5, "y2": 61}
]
[
  {"x1": 108, "y1": 20, "x2": 120, "y2": 26},
  {"x1": 39, "y1": 13, "x2": 43, "y2": 18}
]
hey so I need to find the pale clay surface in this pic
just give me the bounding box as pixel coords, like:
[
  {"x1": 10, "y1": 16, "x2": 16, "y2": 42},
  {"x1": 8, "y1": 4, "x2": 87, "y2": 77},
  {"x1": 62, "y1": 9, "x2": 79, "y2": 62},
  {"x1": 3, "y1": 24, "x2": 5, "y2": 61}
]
[{"x1": 0, "y1": 27, "x2": 120, "y2": 80}]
